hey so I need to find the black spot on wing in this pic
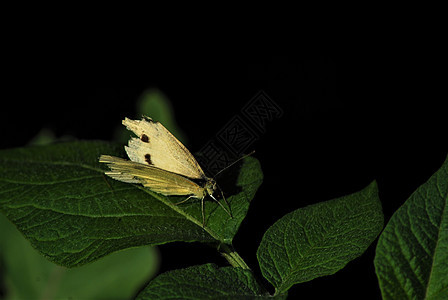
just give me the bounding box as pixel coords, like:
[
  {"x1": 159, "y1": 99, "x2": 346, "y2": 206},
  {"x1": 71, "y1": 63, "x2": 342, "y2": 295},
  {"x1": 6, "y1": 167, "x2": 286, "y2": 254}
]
[
  {"x1": 144, "y1": 154, "x2": 152, "y2": 164},
  {"x1": 141, "y1": 134, "x2": 149, "y2": 143}
]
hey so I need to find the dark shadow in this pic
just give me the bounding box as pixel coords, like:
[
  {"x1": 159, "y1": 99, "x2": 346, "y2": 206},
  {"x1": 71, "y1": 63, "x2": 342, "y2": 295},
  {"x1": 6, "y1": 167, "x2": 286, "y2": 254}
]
[{"x1": 213, "y1": 159, "x2": 244, "y2": 200}]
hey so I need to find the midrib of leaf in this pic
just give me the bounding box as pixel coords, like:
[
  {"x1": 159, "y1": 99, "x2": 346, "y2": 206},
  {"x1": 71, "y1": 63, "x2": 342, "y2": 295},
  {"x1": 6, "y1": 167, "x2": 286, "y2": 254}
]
[
  {"x1": 424, "y1": 175, "x2": 448, "y2": 299},
  {"x1": 1, "y1": 155, "x2": 103, "y2": 172},
  {"x1": 1, "y1": 153, "x2": 228, "y2": 244},
  {"x1": 0, "y1": 174, "x2": 101, "y2": 185}
]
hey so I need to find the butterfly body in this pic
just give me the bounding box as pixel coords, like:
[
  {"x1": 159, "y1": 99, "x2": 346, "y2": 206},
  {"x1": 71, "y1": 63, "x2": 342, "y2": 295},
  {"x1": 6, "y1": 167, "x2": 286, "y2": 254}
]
[{"x1": 99, "y1": 116, "x2": 227, "y2": 225}]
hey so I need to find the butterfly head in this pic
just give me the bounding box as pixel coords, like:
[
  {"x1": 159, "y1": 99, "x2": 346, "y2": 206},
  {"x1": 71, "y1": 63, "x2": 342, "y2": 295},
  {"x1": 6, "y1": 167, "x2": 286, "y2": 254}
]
[
  {"x1": 203, "y1": 177, "x2": 232, "y2": 219},
  {"x1": 204, "y1": 178, "x2": 217, "y2": 197}
]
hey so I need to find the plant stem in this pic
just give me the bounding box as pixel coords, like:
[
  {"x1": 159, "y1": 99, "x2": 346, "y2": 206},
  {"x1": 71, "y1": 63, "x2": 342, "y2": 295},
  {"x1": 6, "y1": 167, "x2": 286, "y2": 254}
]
[{"x1": 219, "y1": 244, "x2": 250, "y2": 270}]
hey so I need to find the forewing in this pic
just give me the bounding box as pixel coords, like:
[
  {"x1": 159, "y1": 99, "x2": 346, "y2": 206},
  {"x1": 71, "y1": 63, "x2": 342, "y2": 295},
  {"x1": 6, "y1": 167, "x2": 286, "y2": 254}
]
[
  {"x1": 122, "y1": 117, "x2": 205, "y2": 179},
  {"x1": 99, "y1": 155, "x2": 204, "y2": 197}
]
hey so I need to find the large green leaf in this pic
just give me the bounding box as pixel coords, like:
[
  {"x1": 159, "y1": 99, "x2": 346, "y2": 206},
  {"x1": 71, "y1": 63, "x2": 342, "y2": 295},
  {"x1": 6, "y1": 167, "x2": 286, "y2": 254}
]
[
  {"x1": 375, "y1": 155, "x2": 448, "y2": 300},
  {"x1": 257, "y1": 181, "x2": 383, "y2": 295},
  {"x1": 0, "y1": 141, "x2": 262, "y2": 267},
  {"x1": 136, "y1": 264, "x2": 281, "y2": 300},
  {"x1": 0, "y1": 213, "x2": 158, "y2": 300}
]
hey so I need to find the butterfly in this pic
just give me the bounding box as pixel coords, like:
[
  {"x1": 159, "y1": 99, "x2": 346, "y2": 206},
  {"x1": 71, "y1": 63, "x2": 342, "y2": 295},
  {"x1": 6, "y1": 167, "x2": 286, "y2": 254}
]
[{"x1": 99, "y1": 116, "x2": 232, "y2": 226}]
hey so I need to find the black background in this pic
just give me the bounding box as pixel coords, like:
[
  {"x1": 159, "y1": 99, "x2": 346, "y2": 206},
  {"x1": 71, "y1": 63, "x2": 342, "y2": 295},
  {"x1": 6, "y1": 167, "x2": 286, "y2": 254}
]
[{"x1": 2, "y1": 53, "x2": 447, "y2": 299}]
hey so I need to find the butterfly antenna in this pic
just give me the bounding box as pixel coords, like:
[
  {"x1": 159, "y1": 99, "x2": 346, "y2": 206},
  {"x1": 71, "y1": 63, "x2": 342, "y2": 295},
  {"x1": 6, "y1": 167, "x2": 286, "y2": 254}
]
[
  {"x1": 201, "y1": 197, "x2": 206, "y2": 227},
  {"x1": 213, "y1": 150, "x2": 255, "y2": 179}
]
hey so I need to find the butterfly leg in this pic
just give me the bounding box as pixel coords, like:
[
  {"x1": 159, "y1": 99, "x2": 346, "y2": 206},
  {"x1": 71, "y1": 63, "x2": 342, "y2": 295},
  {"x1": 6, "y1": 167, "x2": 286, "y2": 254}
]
[
  {"x1": 102, "y1": 174, "x2": 113, "y2": 190},
  {"x1": 217, "y1": 184, "x2": 233, "y2": 218},
  {"x1": 174, "y1": 195, "x2": 206, "y2": 227},
  {"x1": 201, "y1": 196, "x2": 205, "y2": 227},
  {"x1": 209, "y1": 193, "x2": 232, "y2": 218},
  {"x1": 174, "y1": 195, "x2": 194, "y2": 205}
]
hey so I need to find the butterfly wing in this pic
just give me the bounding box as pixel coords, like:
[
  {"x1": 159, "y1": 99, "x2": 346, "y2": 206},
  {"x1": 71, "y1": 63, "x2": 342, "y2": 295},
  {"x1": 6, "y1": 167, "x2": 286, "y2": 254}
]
[
  {"x1": 122, "y1": 117, "x2": 205, "y2": 179},
  {"x1": 99, "y1": 155, "x2": 205, "y2": 198}
]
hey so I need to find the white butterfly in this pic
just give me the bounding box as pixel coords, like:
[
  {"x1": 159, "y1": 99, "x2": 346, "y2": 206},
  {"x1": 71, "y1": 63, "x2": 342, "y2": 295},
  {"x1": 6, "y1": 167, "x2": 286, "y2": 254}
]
[{"x1": 99, "y1": 116, "x2": 231, "y2": 225}]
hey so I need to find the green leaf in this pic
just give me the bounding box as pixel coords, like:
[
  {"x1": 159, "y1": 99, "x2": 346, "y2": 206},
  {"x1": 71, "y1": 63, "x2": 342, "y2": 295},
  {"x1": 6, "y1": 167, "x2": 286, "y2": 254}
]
[
  {"x1": 257, "y1": 181, "x2": 383, "y2": 295},
  {"x1": 374, "y1": 155, "x2": 448, "y2": 300},
  {"x1": 0, "y1": 141, "x2": 263, "y2": 267},
  {"x1": 136, "y1": 264, "x2": 282, "y2": 300},
  {"x1": 0, "y1": 213, "x2": 158, "y2": 300}
]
